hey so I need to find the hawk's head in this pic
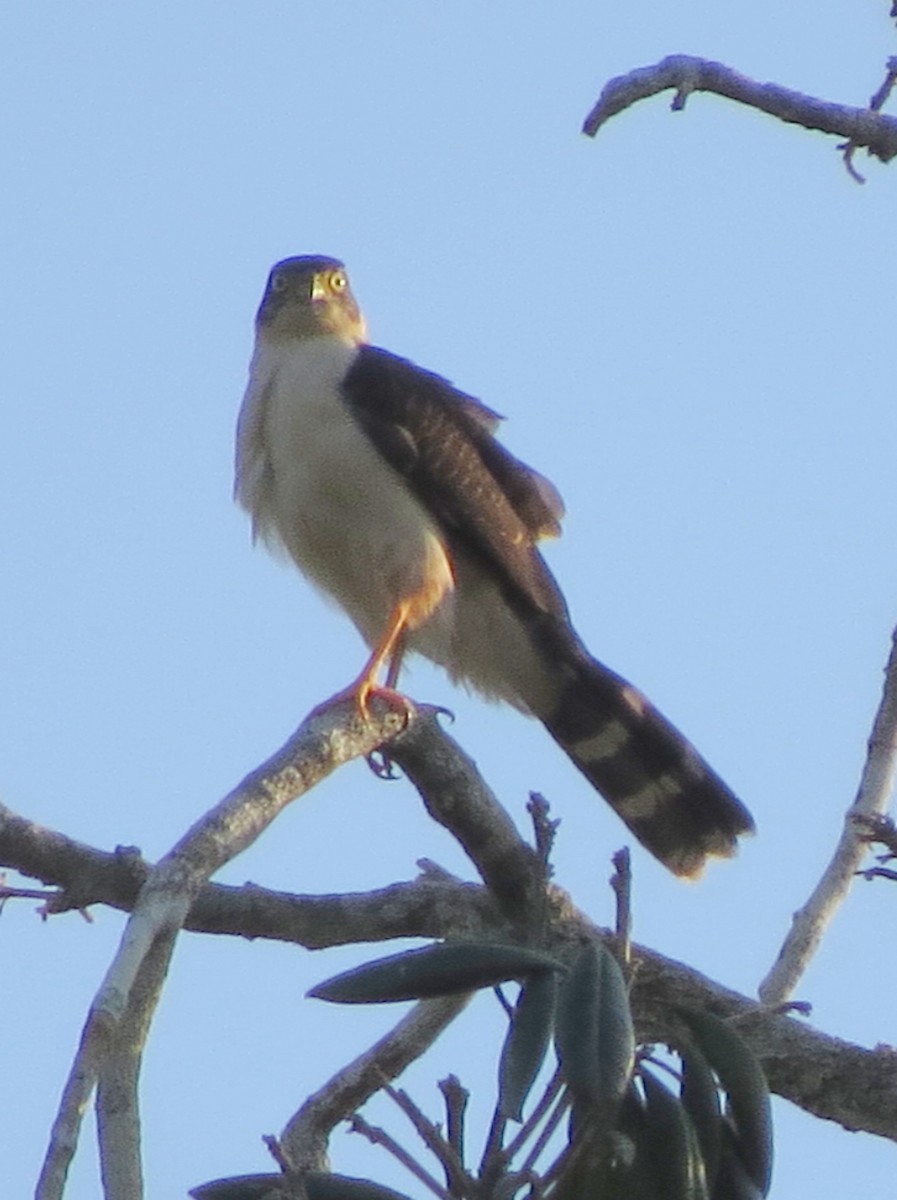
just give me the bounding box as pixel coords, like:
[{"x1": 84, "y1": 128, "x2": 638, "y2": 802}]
[{"x1": 256, "y1": 255, "x2": 367, "y2": 344}]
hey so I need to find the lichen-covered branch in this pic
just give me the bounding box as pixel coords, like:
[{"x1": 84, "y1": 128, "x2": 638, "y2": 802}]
[{"x1": 582, "y1": 55, "x2": 897, "y2": 164}]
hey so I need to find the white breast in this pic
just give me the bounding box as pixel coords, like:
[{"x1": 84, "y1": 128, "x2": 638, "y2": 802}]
[{"x1": 235, "y1": 335, "x2": 455, "y2": 650}]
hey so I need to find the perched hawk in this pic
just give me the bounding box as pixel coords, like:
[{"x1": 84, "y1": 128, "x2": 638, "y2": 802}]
[{"x1": 235, "y1": 255, "x2": 753, "y2": 876}]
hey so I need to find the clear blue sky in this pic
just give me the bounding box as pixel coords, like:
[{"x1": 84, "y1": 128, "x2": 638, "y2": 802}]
[{"x1": 3, "y1": 3, "x2": 896, "y2": 1196}]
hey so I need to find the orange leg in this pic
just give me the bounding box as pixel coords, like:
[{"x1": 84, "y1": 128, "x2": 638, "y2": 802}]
[
  {"x1": 359, "y1": 621, "x2": 410, "y2": 778},
  {"x1": 323, "y1": 570, "x2": 449, "y2": 725},
  {"x1": 351, "y1": 599, "x2": 414, "y2": 720},
  {"x1": 384, "y1": 628, "x2": 408, "y2": 690}
]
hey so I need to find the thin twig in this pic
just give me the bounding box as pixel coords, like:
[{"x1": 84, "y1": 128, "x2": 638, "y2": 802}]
[
  {"x1": 534, "y1": 1102, "x2": 594, "y2": 1193},
  {"x1": 853, "y1": 811, "x2": 897, "y2": 858},
  {"x1": 281, "y1": 995, "x2": 471, "y2": 1171},
  {"x1": 524, "y1": 794, "x2": 558, "y2": 944},
  {"x1": 477, "y1": 1106, "x2": 508, "y2": 1183},
  {"x1": 834, "y1": 56, "x2": 897, "y2": 187},
  {"x1": 515, "y1": 1085, "x2": 571, "y2": 1182},
  {"x1": 348, "y1": 1113, "x2": 453, "y2": 1200},
  {"x1": 383, "y1": 1084, "x2": 472, "y2": 1195},
  {"x1": 760, "y1": 625, "x2": 897, "y2": 1004},
  {"x1": 0, "y1": 884, "x2": 58, "y2": 903},
  {"x1": 493, "y1": 985, "x2": 515, "y2": 1020},
  {"x1": 527, "y1": 794, "x2": 558, "y2": 873},
  {"x1": 870, "y1": 57, "x2": 897, "y2": 112},
  {"x1": 501, "y1": 1069, "x2": 565, "y2": 1167},
  {"x1": 263, "y1": 1135, "x2": 295, "y2": 1175},
  {"x1": 858, "y1": 865, "x2": 897, "y2": 883},
  {"x1": 609, "y1": 849, "x2": 632, "y2": 974},
  {"x1": 438, "y1": 1076, "x2": 470, "y2": 1194}
]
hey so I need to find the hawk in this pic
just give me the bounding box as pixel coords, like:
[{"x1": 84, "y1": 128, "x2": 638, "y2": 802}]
[{"x1": 235, "y1": 255, "x2": 753, "y2": 876}]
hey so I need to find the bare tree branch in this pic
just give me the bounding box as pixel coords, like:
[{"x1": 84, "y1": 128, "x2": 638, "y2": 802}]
[
  {"x1": 760, "y1": 624, "x2": 897, "y2": 1004},
  {"x1": 10, "y1": 793, "x2": 897, "y2": 1145},
  {"x1": 636, "y1": 944, "x2": 897, "y2": 1142},
  {"x1": 0, "y1": 801, "x2": 501, "y2": 945},
  {"x1": 582, "y1": 56, "x2": 897, "y2": 165},
  {"x1": 1, "y1": 706, "x2": 540, "y2": 940},
  {"x1": 387, "y1": 708, "x2": 545, "y2": 922},
  {"x1": 281, "y1": 994, "x2": 471, "y2": 1173},
  {"x1": 35, "y1": 697, "x2": 408, "y2": 1200},
  {"x1": 11, "y1": 677, "x2": 897, "y2": 1192}
]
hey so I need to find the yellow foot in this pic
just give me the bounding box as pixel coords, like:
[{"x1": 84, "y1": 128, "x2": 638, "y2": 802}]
[
  {"x1": 312, "y1": 680, "x2": 413, "y2": 725},
  {"x1": 356, "y1": 681, "x2": 414, "y2": 726}
]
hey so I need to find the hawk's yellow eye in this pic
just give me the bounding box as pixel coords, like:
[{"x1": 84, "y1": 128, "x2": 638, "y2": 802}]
[{"x1": 330, "y1": 270, "x2": 348, "y2": 292}]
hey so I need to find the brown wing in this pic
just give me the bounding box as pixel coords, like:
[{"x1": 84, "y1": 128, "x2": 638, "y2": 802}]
[
  {"x1": 341, "y1": 346, "x2": 567, "y2": 619},
  {"x1": 340, "y1": 345, "x2": 753, "y2": 876}
]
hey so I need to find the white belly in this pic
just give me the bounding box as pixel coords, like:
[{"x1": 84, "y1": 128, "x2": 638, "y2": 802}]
[
  {"x1": 235, "y1": 336, "x2": 455, "y2": 649},
  {"x1": 235, "y1": 335, "x2": 561, "y2": 717}
]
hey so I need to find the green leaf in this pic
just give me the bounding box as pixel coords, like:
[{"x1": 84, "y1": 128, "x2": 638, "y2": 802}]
[
  {"x1": 556, "y1": 1088, "x2": 660, "y2": 1200},
  {"x1": 190, "y1": 1173, "x2": 414, "y2": 1200},
  {"x1": 597, "y1": 1090, "x2": 663, "y2": 1200},
  {"x1": 547, "y1": 1128, "x2": 604, "y2": 1200},
  {"x1": 641, "y1": 1069, "x2": 709, "y2": 1200},
  {"x1": 712, "y1": 1128, "x2": 765, "y2": 1200},
  {"x1": 190, "y1": 1177, "x2": 286, "y2": 1200},
  {"x1": 680, "y1": 1043, "x2": 722, "y2": 1189},
  {"x1": 306, "y1": 1173, "x2": 415, "y2": 1200},
  {"x1": 554, "y1": 942, "x2": 635, "y2": 1110},
  {"x1": 308, "y1": 941, "x2": 564, "y2": 1004},
  {"x1": 676, "y1": 1009, "x2": 773, "y2": 1196},
  {"x1": 612, "y1": 1087, "x2": 665, "y2": 1200},
  {"x1": 498, "y1": 971, "x2": 558, "y2": 1120}
]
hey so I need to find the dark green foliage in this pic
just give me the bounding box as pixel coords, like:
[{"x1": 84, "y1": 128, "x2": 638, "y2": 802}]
[
  {"x1": 308, "y1": 941, "x2": 564, "y2": 1004},
  {"x1": 497, "y1": 971, "x2": 558, "y2": 1120},
  {"x1": 640, "y1": 1068, "x2": 709, "y2": 1200},
  {"x1": 211, "y1": 940, "x2": 775, "y2": 1200},
  {"x1": 553, "y1": 1090, "x2": 652, "y2": 1200},
  {"x1": 190, "y1": 1177, "x2": 285, "y2": 1200},
  {"x1": 548, "y1": 979, "x2": 772, "y2": 1200},
  {"x1": 676, "y1": 1008, "x2": 773, "y2": 1195},
  {"x1": 712, "y1": 1127, "x2": 767, "y2": 1199},
  {"x1": 554, "y1": 941, "x2": 635, "y2": 1110},
  {"x1": 190, "y1": 1171, "x2": 413, "y2": 1200},
  {"x1": 680, "y1": 1043, "x2": 723, "y2": 1189}
]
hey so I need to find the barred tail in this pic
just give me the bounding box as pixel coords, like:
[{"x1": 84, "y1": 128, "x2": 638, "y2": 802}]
[{"x1": 534, "y1": 631, "x2": 754, "y2": 877}]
